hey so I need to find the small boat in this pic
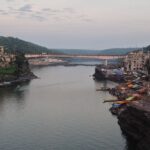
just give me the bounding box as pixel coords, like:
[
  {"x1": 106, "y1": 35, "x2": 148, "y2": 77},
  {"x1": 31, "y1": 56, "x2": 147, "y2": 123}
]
[
  {"x1": 3, "y1": 82, "x2": 11, "y2": 85},
  {"x1": 96, "y1": 87, "x2": 110, "y2": 91},
  {"x1": 114, "y1": 100, "x2": 129, "y2": 104},
  {"x1": 112, "y1": 103, "x2": 122, "y2": 108},
  {"x1": 0, "y1": 81, "x2": 11, "y2": 87}
]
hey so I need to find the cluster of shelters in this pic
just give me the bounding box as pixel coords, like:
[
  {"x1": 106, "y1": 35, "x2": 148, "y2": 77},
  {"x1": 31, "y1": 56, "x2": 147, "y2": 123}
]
[
  {"x1": 93, "y1": 64, "x2": 125, "y2": 82},
  {"x1": 0, "y1": 46, "x2": 15, "y2": 67},
  {"x1": 108, "y1": 72, "x2": 149, "y2": 115},
  {"x1": 101, "y1": 49, "x2": 150, "y2": 115}
]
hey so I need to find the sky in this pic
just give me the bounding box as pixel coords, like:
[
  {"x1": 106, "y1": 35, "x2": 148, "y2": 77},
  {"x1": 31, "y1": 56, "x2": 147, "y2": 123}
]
[{"x1": 0, "y1": 0, "x2": 150, "y2": 50}]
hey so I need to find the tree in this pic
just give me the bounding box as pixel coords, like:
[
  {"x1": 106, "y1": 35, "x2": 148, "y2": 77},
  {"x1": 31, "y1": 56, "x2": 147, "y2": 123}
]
[
  {"x1": 14, "y1": 52, "x2": 30, "y2": 76},
  {"x1": 145, "y1": 57, "x2": 150, "y2": 76}
]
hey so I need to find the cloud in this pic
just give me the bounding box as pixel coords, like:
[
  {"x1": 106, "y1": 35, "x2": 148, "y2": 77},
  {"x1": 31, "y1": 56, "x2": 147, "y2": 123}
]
[
  {"x1": 42, "y1": 8, "x2": 51, "y2": 12},
  {"x1": 0, "y1": 10, "x2": 5, "y2": 13},
  {"x1": 0, "y1": 10, "x2": 9, "y2": 15},
  {"x1": 63, "y1": 8, "x2": 76, "y2": 13},
  {"x1": 19, "y1": 4, "x2": 32, "y2": 12},
  {"x1": 31, "y1": 14, "x2": 46, "y2": 22},
  {"x1": 78, "y1": 15, "x2": 93, "y2": 22},
  {"x1": 5, "y1": 0, "x2": 15, "y2": 2},
  {"x1": 41, "y1": 7, "x2": 76, "y2": 14},
  {"x1": 0, "y1": 4, "x2": 92, "y2": 23}
]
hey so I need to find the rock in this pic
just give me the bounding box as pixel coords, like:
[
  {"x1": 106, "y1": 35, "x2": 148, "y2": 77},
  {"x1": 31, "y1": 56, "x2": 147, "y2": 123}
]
[
  {"x1": 117, "y1": 99, "x2": 150, "y2": 150},
  {"x1": 0, "y1": 52, "x2": 37, "y2": 85},
  {"x1": 93, "y1": 65, "x2": 124, "y2": 82}
]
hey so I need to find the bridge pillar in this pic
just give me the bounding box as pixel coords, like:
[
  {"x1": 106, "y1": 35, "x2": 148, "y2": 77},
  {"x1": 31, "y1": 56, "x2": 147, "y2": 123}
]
[{"x1": 105, "y1": 59, "x2": 108, "y2": 66}]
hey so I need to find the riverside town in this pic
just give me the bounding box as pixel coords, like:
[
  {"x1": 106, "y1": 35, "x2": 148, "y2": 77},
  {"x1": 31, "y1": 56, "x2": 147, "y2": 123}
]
[
  {"x1": 0, "y1": 41, "x2": 150, "y2": 150},
  {"x1": 1, "y1": 1, "x2": 150, "y2": 150},
  {"x1": 0, "y1": 36, "x2": 150, "y2": 150},
  {"x1": 93, "y1": 48, "x2": 150, "y2": 150}
]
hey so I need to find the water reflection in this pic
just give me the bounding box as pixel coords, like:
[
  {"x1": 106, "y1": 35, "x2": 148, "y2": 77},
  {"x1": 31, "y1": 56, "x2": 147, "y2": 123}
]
[
  {"x1": 0, "y1": 81, "x2": 30, "y2": 113},
  {"x1": 0, "y1": 66, "x2": 125, "y2": 150}
]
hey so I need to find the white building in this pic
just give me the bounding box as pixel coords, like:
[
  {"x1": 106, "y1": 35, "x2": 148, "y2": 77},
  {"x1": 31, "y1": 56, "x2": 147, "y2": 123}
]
[{"x1": 124, "y1": 50, "x2": 147, "y2": 72}]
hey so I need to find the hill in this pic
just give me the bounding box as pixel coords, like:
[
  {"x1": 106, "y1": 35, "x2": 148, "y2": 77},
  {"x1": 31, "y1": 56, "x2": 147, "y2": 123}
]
[
  {"x1": 144, "y1": 45, "x2": 150, "y2": 52},
  {"x1": 0, "y1": 36, "x2": 138, "y2": 55},
  {"x1": 57, "y1": 48, "x2": 138, "y2": 55},
  {"x1": 0, "y1": 36, "x2": 60, "y2": 54}
]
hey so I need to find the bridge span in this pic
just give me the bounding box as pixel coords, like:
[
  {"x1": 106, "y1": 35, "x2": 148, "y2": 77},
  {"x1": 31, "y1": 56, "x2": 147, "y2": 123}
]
[{"x1": 25, "y1": 54, "x2": 126, "y2": 60}]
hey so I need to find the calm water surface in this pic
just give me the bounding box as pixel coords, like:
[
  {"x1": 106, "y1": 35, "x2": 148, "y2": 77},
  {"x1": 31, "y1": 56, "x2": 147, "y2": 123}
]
[{"x1": 0, "y1": 66, "x2": 125, "y2": 150}]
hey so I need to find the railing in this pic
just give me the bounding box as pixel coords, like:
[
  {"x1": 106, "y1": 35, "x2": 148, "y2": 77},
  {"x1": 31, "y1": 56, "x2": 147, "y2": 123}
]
[{"x1": 25, "y1": 54, "x2": 126, "y2": 60}]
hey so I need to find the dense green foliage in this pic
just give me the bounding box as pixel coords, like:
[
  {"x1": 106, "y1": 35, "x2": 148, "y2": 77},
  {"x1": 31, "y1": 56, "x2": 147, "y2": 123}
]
[
  {"x1": 14, "y1": 52, "x2": 30, "y2": 75},
  {"x1": 0, "y1": 53, "x2": 31, "y2": 75},
  {"x1": 144, "y1": 45, "x2": 150, "y2": 52},
  {"x1": 145, "y1": 58, "x2": 150, "y2": 75},
  {"x1": 1, "y1": 36, "x2": 148, "y2": 55},
  {"x1": 0, "y1": 36, "x2": 138, "y2": 55},
  {"x1": 0, "y1": 66, "x2": 16, "y2": 74},
  {"x1": 0, "y1": 36, "x2": 60, "y2": 54}
]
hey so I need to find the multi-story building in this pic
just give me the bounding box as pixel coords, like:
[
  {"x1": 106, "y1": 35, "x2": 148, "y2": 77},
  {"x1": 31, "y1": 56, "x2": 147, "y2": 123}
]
[
  {"x1": 0, "y1": 46, "x2": 15, "y2": 67},
  {"x1": 124, "y1": 50, "x2": 148, "y2": 72},
  {"x1": 0, "y1": 46, "x2": 4, "y2": 54}
]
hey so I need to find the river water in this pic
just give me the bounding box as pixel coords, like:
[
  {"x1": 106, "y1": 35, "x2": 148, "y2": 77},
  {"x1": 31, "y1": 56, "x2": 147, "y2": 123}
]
[{"x1": 0, "y1": 66, "x2": 125, "y2": 150}]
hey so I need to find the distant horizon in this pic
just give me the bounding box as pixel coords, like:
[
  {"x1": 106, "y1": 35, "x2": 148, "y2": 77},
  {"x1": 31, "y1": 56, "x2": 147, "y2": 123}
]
[
  {"x1": 1, "y1": 35, "x2": 143, "y2": 51},
  {"x1": 1, "y1": 35, "x2": 146, "y2": 50},
  {"x1": 48, "y1": 47, "x2": 140, "y2": 51},
  {"x1": 1, "y1": 0, "x2": 150, "y2": 50}
]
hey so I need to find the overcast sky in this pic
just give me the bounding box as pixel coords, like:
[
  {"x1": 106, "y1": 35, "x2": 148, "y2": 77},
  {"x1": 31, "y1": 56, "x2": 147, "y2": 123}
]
[{"x1": 0, "y1": 0, "x2": 150, "y2": 49}]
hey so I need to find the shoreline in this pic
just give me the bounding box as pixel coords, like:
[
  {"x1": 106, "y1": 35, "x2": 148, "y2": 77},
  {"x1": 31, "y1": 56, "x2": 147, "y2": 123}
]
[
  {"x1": 101, "y1": 72, "x2": 150, "y2": 150},
  {"x1": 0, "y1": 73, "x2": 37, "y2": 88},
  {"x1": 0, "y1": 64, "x2": 96, "y2": 88},
  {"x1": 30, "y1": 62, "x2": 99, "y2": 67}
]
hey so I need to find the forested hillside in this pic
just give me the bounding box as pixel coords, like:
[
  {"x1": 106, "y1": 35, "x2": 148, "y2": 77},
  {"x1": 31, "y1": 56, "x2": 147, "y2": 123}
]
[
  {"x1": 0, "y1": 36, "x2": 59, "y2": 54},
  {"x1": 0, "y1": 36, "x2": 140, "y2": 55},
  {"x1": 58, "y1": 48, "x2": 138, "y2": 55},
  {"x1": 144, "y1": 45, "x2": 150, "y2": 52}
]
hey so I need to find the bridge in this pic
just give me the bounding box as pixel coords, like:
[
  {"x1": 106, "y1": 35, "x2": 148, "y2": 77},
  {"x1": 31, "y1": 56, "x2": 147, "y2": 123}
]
[{"x1": 25, "y1": 54, "x2": 126, "y2": 60}]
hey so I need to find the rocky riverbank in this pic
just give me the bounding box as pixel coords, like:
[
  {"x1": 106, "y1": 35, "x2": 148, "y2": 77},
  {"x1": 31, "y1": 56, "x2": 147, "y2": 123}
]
[
  {"x1": 28, "y1": 57, "x2": 66, "y2": 67},
  {"x1": 105, "y1": 71, "x2": 150, "y2": 150},
  {"x1": 118, "y1": 98, "x2": 150, "y2": 150},
  {"x1": 0, "y1": 53, "x2": 37, "y2": 87},
  {"x1": 94, "y1": 59, "x2": 150, "y2": 150},
  {"x1": 93, "y1": 64, "x2": 124, "y2": 82}
]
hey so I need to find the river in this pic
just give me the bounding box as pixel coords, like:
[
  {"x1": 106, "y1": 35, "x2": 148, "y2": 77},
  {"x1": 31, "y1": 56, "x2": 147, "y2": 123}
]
[{"x1": 0, "y1": 66, "x2": 125, "y2": 150}]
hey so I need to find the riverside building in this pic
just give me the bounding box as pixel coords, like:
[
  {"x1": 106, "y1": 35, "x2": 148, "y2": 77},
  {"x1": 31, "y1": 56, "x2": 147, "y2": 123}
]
[
  {"x1": 124, "y1": 50, "x2": 148, "y2": 72},
  {"x1": 0, "y1": 46, "x2": 15, "y2": 67}
]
